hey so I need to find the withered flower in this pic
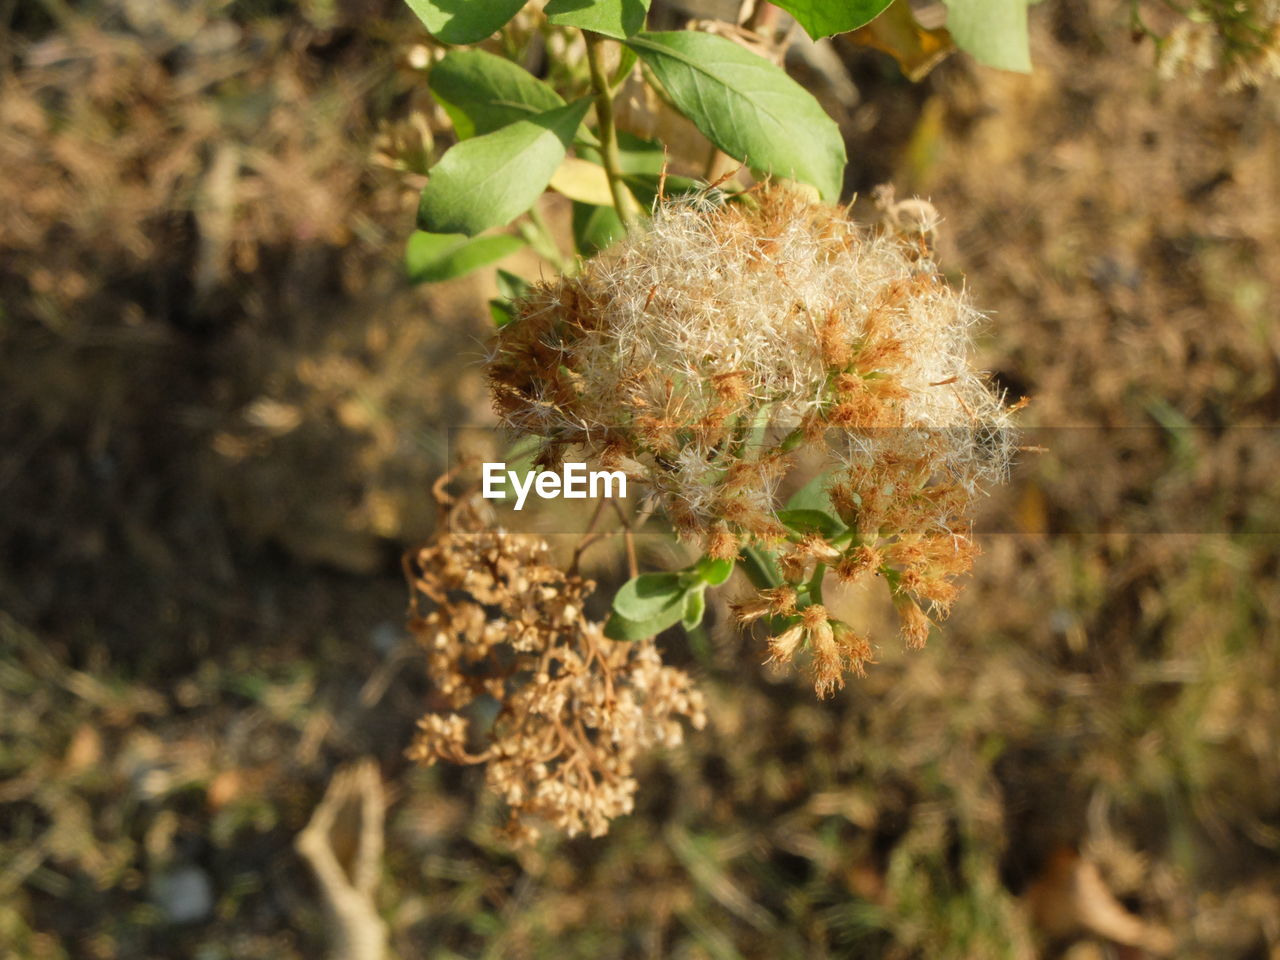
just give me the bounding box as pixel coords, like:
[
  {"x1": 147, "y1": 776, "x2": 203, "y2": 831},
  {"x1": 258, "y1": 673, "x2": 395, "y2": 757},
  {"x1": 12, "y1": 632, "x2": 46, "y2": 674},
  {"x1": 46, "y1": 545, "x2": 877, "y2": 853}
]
[
  {"x1": 490, "y1": 186, "x2": 1017, "y2": 696},
  {"x1": 407, "y1": 496, "x2": 705, "y2": 842}
]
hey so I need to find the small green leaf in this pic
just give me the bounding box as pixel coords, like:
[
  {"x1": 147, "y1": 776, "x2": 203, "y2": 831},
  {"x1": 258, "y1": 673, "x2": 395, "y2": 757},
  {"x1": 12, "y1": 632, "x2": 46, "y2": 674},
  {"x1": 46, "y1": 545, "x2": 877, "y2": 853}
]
[
  {"x1": 489, "y1": 299, "x2": 515, "y2": 327},
  {"x1": 941, "y1": 0, "x2": 1034, "y2": 72},
  {"x1": 495, "y1": 269, "x2": 530, "y2": 302},
  {"x1": 681, "y1": 587, "x2": 706, "y2": 630},
  {"x1": 777, "y1": 508, "x2": 846, "y2": 538},
  {"x1": 625, "y1": 31, "x2": 845, "y2": 201},
  {"x1": 405, "y1": 231, "x2": 524, "y2": 284},
  {"x1": 405, "y1": 0, "x2": 526, "y2": 45},
  {"x1": 604, "y1": 608, "x2": 681, "y2": 641},
  {"x1": 545, "y1": 0, "x2": 650, "y2": 40},
  {"x1": 572, "y1": 200, "x2": 626, "y2": 256},
  {"x1": 694, "y1": 556, "x2": 735, "y2": 586},
  {"x1": 490, "y1": 270, "x2": 529, "y2": 327},
  {"x1": 429, "y1": 49, "x2": 565, "y2": 140},
  {"x1": 418, "y1": 98, "x2": 592, "y2": 236},
  {"x1": 738, "y1": 543, "x2": 783, "y2": 589},
  {"x1": 771, "y1": 0, "x2": 895, "y2": 38},
  {"x1": 612, "y1": 572, "x2": 686, "y2": 622},
  {"x1": 785, "y1": 471, "x2": 838, "y2": 514}
]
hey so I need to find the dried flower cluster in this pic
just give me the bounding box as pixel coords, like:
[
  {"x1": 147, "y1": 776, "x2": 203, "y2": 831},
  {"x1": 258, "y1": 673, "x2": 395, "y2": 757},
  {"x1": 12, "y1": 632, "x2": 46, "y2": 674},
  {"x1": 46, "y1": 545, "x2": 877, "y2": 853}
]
[
  {"x1": 1156, "y1": 0, "x2": 1280, "y2": 88},
  {"x1": 488, "y1": 186, "x2": 1016, "y2": 697},
  {"x1": 406, "y1": 496, "x2": 706, "y2": 842}
]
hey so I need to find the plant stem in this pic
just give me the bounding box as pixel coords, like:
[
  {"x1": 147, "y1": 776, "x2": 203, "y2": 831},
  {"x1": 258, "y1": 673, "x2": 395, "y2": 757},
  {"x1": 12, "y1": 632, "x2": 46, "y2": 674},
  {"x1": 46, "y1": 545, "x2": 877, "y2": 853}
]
[
  {"x1": 583, "y1": 31, "x2": 641, "y2": 228},
  {"x1": 520, "y1": 204, "x2": 571, "y2": 274},
  {"x1": 806, "y1": 563, "x2": 826, "y2": 606}
]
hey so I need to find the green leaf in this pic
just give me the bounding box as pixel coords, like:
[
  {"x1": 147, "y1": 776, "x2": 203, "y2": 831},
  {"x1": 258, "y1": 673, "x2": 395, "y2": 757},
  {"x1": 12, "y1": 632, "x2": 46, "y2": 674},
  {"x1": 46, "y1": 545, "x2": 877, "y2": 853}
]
[
  {"x1": 604, "y1": 608, "x2": 681, "y2": 641},
  {"x1": 738, "y1": 543, "x2": 783, "y2": 589},
  {"x1": 572, "y1": 200, "x2": 626, "y2": 256},
  {"x1": 429, "y1": 49, "x2": 565, "y2": 140},
  {"x1": 545, "y1": 0, "x2": 650, "y2": 39},
  {"x1": 418, "y1": 98, "x2": 592, "y2": 236},
  {"x1": 777, "y1": 508, "x2": 846, "y2": 538},
  {"x1": 625, "y1": 31, "x2": 846, "y2": 201},
  {"x1": 681, "y1": 586, "x2": 706, "y2": 631},
  {"x1": 694, "y1": 556, "x2": 735, "y2": 586},
  {"x1": 495, "y1": 268, "x2": 530, "y2": 302},
  {"x1": 405, "y1": 0, "x2": 526, "y2": 45},
  {"x1": 489, "y1": 299, "x2": 515, "y2": 327},
  {"x1": 612, "y1": 572, "x2": 686, "y2": 622},
  {"x1": 405, "y1": 231, "x2": 524, "y2": 284},
  {"x1": 490, "y1": 270, "x2": 530, "y2": 327},
  {"x1": 771, "y1": 0, "x2": 895, "y2": 38},
  {"x1": 785, "y1": 471, "x2": 838, "y2": 514},
  {"x1": 941, "y1": 0, "x2": 1033, "y2": 72}
]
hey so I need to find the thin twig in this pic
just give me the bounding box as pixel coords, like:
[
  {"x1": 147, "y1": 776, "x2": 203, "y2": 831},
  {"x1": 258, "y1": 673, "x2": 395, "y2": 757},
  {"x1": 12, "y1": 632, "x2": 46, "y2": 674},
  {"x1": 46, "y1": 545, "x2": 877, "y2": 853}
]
[
  {"x1": 569, "y1": 497, "x2": 610, "y2": 574},
  {"x1": 610, "y1": 499, "x2": 639, "y2": 578}
]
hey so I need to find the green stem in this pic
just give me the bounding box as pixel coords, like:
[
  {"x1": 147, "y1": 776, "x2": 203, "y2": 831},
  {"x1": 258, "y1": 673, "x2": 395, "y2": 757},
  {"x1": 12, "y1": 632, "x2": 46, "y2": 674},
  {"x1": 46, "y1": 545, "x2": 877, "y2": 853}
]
[
  {"x1": 805, "y1": 563, "x2": 827, "y2": 606},
  {"x1": 520, "y1": 205, "x2": 572, "y2": 274},
  {"x1": 584, "y1": 31, "x2": 642, "y2": 228}
]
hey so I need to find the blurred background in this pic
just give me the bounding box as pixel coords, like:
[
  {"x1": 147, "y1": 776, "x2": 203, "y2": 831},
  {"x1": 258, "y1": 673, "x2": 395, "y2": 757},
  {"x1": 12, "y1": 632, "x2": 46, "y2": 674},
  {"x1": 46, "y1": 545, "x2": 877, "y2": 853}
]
[{"x1": 2, "y1": 0, "x2": 1279, "y2": 957}]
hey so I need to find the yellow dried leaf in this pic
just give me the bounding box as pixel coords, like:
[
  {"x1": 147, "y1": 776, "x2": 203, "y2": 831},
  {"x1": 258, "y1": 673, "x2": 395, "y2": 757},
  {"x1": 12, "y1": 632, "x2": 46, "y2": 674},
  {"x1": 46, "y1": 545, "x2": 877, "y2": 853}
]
[{"x1": 548, "y1": 157, "x2": 616, "y2": 207}]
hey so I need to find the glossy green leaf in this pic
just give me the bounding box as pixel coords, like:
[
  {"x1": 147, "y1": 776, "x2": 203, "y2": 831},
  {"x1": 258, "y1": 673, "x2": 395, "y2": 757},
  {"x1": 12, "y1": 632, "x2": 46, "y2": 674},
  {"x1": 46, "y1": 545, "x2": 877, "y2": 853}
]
[
  {"x1": 942, "y1": 0, "x2": 1034, "y2": 72},
  {"x1": 612, "y1": 572, "x2": 686, "y2": 622},
  {"x1": 694, "y1": 556, "x2": 735, "y2": 586},
  {"x1": 404, "y1": 0, "x2": 526, "y2": 45},
  {"x1": 681, "y1": 586, "x2": 706, "y2": 630},
  {"x1": 405, "y1": 231, "x2": 524, "y2": 284},
  {"x1": 418, "y1": 98, "x2": 592, "y2": 236},
  {"x1": 771, "y1": 0, "x2": 895, "y2": 38},
  {"x1": 429, "y1": 49, "x2": 565, "y2": 140},
  {"x1": 545, "y1": 0, "x2": 650, "y2": 39},
  {"x1": 625, "y1": 31, "x2": 845, "y2": 201}
]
